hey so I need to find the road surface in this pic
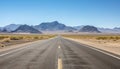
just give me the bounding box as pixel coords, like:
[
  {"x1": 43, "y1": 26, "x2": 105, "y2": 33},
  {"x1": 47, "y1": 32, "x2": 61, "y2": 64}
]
[{"x1": 0, "y1": 36, "x2": 120, "y2": 69}]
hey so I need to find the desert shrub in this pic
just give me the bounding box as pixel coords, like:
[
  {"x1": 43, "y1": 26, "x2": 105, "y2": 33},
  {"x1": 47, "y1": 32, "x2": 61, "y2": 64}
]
[
  {"x1": 10, "y1": 36, "x2": 23, "y2": 40},
  {"x1": 109, "y1": 36, "x2": 114, "y2": 39},
  {"x1": 0, "y1": 36, "x2": 9, "y2": 40},
  {"x1": 18, "y1": 36, "x2": 24, "y2": 39},
  {"x1": 0, "y1": 43, "x2": 5, "y2": 48},
  {"x1": 34, "y1": 36, "x2": 39, "y2": 39},
  {"x1": 115, "y1": 36, "x2": 120, "y2": 40},
  {"x1": 39, "y1": 36, "x2": 44, "y2": 39},
  {"x1": 2, "y1": 38, "x2": 10, "y2": 42},
  {"x1": 25, "y1": 36, "x2": 32, "y2": 39},
  {"x1": 96, "y1": 37, "x2": 107, "y2": 40},
  {"x1": 96, "y1": 36, "x2": 120, "y2": 40},
  {"x1": 10, "y1": 37, "x2": 19, "y2": 40}
]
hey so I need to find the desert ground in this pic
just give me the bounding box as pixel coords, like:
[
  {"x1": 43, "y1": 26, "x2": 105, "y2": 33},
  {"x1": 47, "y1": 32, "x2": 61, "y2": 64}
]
[
  {"x1": 62, "y1": 34, "x2": 120, "y2": 55},
  {"x1": 0, "y1": 34, "x2": 56, "y2": 50}
]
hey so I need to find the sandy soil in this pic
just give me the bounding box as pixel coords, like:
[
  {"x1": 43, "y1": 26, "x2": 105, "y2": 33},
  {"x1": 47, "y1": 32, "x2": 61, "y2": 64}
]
[{"x1": 66, "y1": 38, "x2": 120, "y2": 55}]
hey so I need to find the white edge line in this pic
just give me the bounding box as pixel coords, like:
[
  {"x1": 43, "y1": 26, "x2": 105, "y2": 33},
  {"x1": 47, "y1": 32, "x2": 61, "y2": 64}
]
[
  {"x1": 65, "y1": 38, "x2": 120, "y2": 60},
  {"x1": 0, "y1": 47, "x2": 27, "y2": 57},
  {"x1": 85, "y1": 45, "x2": 120, "y2": 60}
]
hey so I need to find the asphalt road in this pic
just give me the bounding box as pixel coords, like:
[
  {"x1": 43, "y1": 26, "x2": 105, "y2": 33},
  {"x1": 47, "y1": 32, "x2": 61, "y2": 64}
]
[{"x1": 0, "y1": 36, "x2": 120, "y2": 69}]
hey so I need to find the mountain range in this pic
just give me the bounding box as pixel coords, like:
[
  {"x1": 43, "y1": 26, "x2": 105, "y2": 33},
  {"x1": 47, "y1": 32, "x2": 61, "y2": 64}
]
[{"x1": 0, "y1": 21, "x2": 120, "y2": 33}]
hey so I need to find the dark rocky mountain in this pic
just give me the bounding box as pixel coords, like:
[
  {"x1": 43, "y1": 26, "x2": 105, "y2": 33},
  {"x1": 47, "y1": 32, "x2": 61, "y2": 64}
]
[
  {"x1": 12, "y1": 25, "x2": 42, "y2": 33},
  {"x1": 0, "y1": 28, "x2": 2, "y2": 32},
  {"x1": 4, "y1": 24, "x2": 20, "y2": 32},
  {"x1": 1, "y1": 28, "x2": 8, "y2": 32},
  {"x1": 79, "y1": 25, "x2": 101, "y2": 33},
  {"x1": 34, "y1": 21, "x2": 76, "y2": 31}
]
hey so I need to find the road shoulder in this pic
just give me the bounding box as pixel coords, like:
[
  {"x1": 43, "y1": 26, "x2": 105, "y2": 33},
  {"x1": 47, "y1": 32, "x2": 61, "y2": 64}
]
[{"x1": 64, "y1": 37, "x2": 120, "y2": 56}]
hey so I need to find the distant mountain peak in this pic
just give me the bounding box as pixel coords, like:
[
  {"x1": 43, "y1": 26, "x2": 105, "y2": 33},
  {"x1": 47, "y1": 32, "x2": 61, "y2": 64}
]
[
  {"x1": 34, "y1": 21, "x2": 75, "y2": 31},
  {"x1": 52, "y1": 21, "x2": 59, "y2": 23},
  {"x1": 79, "y1": 25, "x2": 101, "y2": 33}
]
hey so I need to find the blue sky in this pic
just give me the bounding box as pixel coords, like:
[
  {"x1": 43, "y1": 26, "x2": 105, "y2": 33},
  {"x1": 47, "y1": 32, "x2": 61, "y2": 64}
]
[{"x1": 0, "y1": 0, "x2": 120, "y2": 28}]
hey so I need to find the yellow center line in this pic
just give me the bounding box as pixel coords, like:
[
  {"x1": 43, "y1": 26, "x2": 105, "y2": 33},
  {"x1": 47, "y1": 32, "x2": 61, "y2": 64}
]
[
  {"x1": 58, "y1": 45, "x2": 61, "y2": 48},
  {"x1": 58, "y1": 57, "x2": 63, "y2": 69}
]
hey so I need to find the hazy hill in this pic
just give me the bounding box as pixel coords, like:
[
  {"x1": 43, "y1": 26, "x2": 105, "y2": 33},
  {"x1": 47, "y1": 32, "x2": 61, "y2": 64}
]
[
  {"x1": 0, "y1": 28, "x2": 2, "y2": 32},
  {"x1": 114, "y1": 27, "x2": 120, "y2": 31},
  {"x1": 12, "y1": 25, "x2": 42, "y2": 33},
  {"x1": 79, "y1": 25, "x2": 101, "y2": 33},
  {"x1": 98, "y1": 27, "x2": 120, "y2": 33},
  {"x1": 1, "y1": 28, "x2": 8, "y2": 32}
]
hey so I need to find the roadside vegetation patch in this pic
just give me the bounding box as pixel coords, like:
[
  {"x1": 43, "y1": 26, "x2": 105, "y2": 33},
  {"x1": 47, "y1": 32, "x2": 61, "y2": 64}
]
[
  {"x1": 62, "y1": 34, "x2": 120, "y2": 44},
  {"x1": 0, "y1": 34, "x2": 56, "y2": 48}
]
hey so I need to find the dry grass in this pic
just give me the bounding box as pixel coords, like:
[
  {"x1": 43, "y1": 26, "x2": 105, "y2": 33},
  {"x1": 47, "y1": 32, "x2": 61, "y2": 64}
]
[
  {"x1": 62, "y1": 34, "x2": 120, "y2": 41},
  {"x1": 0, "y1": 34, "x2": 56, "y2": 48},
  {"x1": 62, "y1": 34, "x2": 120, "y2": 46},
  {"x1": 2, "y1": 38, "x2": 11, "y2": 42}
]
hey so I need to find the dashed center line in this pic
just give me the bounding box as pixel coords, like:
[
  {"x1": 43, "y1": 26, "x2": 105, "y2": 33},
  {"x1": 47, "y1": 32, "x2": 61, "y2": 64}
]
[
  {"x1": 58, "y1": 57, "x2": 63, "y2": 69},
  {"x1": 58, "y1": 45, "x2": 62, "y2": 69},
  {"x1": 58, "y1": 45, "x2": 61, "y2": 48}
]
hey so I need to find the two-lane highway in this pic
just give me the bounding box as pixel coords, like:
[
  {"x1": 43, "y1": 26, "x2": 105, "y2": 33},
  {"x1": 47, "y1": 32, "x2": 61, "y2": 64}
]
[{"x1": 0, "y1": 36, "x2": 120, "y2": 69}]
